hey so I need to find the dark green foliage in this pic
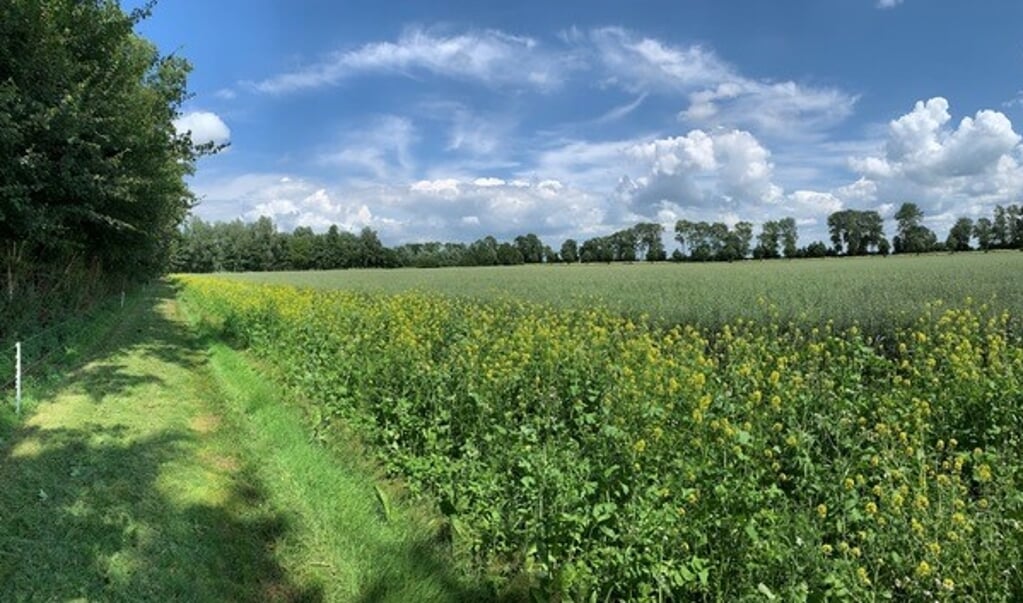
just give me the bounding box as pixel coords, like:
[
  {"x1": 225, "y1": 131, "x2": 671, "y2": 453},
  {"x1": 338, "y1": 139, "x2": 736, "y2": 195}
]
[
  {"x1": 990, "y1": 204, "x2": 1023, "y2": 250},
  {"x1": 947, "y1": 217, "x2": 974, "y2": 252},
  {"x1": 675, "y1": 219, "x2": 755, "y2": 262},
  {"x1": 827, "y1": 209, "x2": 887, "y2": 255},
  {"x1": 514, "y1": 233, "x2": 544, "y2": 264},
  {"x1": 172, "y1": 203, "x2": 1021, "y2": 276},
  {"x1": 974, "y1": 217, "x2": 994, "y2": 252},
  {"x1": 560, "y1": 239, "x2": 579, "y2": 264},
  {"x1": 893, "y1": 202, "x2": 937, "y2": 254},
  {"x1": 1, "y1": 0, "x2": 206, "y2": 338}
]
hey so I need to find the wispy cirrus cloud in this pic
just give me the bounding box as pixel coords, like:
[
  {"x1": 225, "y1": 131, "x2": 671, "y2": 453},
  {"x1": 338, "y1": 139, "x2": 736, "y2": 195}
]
[
  {"x1": 251, "y1": 26, "x2": 574, "y2": 94},
  {"x1": 585, "y1": 27, "x2": 857, "y2": 137},
  {"x1": 585, "y1": 27, "x2": 733, "y2": 91},
  {"x1": 317, "y1": 115, "x2": 418, "y2": 181}
]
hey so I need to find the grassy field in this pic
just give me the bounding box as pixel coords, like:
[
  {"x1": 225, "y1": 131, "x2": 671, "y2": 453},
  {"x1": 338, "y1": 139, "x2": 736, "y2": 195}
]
[
  {"x1": 219, "y1": 251, "x2": 1023, "y2": 333},
  {"x1": 1, "y1": 285, "x2": 483, "y2": 602}
]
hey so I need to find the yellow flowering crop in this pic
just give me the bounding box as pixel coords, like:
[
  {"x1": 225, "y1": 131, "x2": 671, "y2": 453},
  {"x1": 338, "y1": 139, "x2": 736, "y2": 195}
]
[{"x1": 174, "y1": 275, "x2": 1023, "y2": 602}]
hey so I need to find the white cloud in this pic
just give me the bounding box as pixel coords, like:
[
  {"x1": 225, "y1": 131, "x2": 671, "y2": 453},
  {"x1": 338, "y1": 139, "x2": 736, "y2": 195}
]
[
  {"x1": 834, "y1": 177, "x2": 879, "y2": 203},
  {"x1": 318, "y1": 115, "x2": 417, "y2": 180},
  {"x1": 877, "y1": 0, "x2": 904, "y2": 8},
  {"x1": 173, "y1": 111, "x2": 231, "y2": 145},
  {"x1": 381, "y1": 176, "x2": 607, "y2": 241},
  {"x1": 441, "y1": 105, "x2": 514, "y2": 155},
  {"x1": 252, "y1": 26, "x2": 571, "y2": 94},
  {"x1": 192, "y1": 172, "x2": 608, "y2": 244},
  {"x1": 621, "y1": 129, "x2": 781, "y2": 214},
  {"x1": 589, "y1": 28, "x2": 732, "y2": 92},
  {"x1": 214, "y1": 88, "x2": 237, "y2": 100},
  {"x1": 410, "y1": 178, "x2": 461, "y2": 196},
  {"x1": 587, "y1": 27, "x2": 856, "y2": 137},
  {"x1": 844, "y1": 97, "x2": 1023, "y2": 233},
  {"x1": 851, "y1": 97, "x2": 1022, "y2": 186},
  {"x1": 190, "y1": 173, "x2": 381, "y2": 234},
  {"x1": 532, "y1": 138, "x2": 635, "y2": 190},
  {"x1": 682, "y1": 81, "x2": 858, "y2": 137},
  {"x1": 594, "y1": 93, "x2": 648, "y2": 124}
]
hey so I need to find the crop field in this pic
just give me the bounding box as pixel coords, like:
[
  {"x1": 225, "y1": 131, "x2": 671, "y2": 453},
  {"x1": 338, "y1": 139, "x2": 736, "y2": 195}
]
[
  {"x1": 219, "y1": 251, "x2": 1023, "y2": 334},
  {"x1": 177, "y1": 264, "x2": 1023, "y2": 601}
]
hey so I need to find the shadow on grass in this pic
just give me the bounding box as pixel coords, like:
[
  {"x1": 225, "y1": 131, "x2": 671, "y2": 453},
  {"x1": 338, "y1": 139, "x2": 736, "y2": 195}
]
[
  {"x1": 75, "y1": 362, "x2": 166, "y2": 404},
  {"x1": 352, "y1": 539, "x2": 516, "y2": 603},
  {"x1": 0, "y1": 422, "x2": 321, "y2": 601},
  {"x1": 0, "y1": 284, "x2": 321, "y2": 601},
  {"x1": 1, "y1": 282, "x2": 502, "y2": 602}
]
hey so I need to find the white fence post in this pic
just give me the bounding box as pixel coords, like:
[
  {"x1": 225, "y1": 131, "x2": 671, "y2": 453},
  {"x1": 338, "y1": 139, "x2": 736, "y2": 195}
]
[{"x1": 15, "y1": 341, "x2": 21, "y2": 414}]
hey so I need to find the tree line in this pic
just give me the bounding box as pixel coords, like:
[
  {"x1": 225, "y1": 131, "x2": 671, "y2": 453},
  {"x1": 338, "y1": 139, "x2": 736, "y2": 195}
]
[
  {"x1": 171, "y1": 202, "x2": 1023, "y2": 273},
  {"x1": 2, "y1": 0, "x2": 208, "y2": 338}
]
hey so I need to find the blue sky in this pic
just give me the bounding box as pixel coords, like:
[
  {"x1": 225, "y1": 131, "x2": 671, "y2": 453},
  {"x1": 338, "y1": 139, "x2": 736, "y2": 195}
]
[{"x1": 134, "y1": 0, "x2": 1023, "y2": 246}]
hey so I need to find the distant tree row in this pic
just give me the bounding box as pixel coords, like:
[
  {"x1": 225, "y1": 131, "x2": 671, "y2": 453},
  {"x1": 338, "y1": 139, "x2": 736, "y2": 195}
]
[
  {"x1": 171, "y1": 217, "x2": 396, "y2": 272},
  {"x1": 891, "y1": 202, "x2": 1023, "y2": 254},
  {"x1": 171, "y1": 203, "x2": 1023, "y2": 273}
]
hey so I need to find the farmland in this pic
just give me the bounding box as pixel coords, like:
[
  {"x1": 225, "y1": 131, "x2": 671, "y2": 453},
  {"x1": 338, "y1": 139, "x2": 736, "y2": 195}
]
[
  {"x1": 176, "y1": 253, "x2": 1023, "y2": 601},
  {"x1": 219, "y1": 251, "x2": 1023, "y2": 334}
]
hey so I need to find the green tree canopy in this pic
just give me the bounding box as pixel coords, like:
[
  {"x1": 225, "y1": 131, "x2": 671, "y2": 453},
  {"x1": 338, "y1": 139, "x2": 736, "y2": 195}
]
[
  {"x1": 2, "y1": 0, "x2": 210, "y2": 333},
  {"x1": 946, "y1": 217, "x2": 974, "y2": 252}
]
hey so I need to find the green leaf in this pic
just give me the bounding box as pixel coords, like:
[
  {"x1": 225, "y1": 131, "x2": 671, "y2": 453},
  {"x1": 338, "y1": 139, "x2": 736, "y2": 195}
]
[{"x1": 757, "y1": 582, "x2": 777, "y2": 600}]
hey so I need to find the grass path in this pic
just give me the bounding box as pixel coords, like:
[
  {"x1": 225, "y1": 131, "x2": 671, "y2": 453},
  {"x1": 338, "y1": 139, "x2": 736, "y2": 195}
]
[{"x1": 0, "y1": 285, "x2": 481, "y2": 602}]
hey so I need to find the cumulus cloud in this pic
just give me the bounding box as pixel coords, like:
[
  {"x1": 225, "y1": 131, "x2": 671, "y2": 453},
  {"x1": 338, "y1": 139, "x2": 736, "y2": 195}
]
[
  {"x1": 410, "y1": 178, "x2": 461, "y2": 196},
  {"x1": 845, "y1": 97, "x2": 1023, "y2": 232},
  {"x1": 851, "y1": 97, "x2": 1022, "y2": 187},
  {"x1": 173, "y1": 111, "x2": 230, "y2": 145},
  {"x1": 190, "y1": 174, "x2": 377, "y2": 233},
  {"x1": 192, "y1": 171, "x2": 610, "y2": 243},
  {"x1": 377, "y1": 177, "x2": 608, "y2": 241},
  {"x1": 621, "y1": 129, "x2": 782, "y2": 215},
  {"x1": 252, "y1": 26, "x2": 572, "y2": 94}
]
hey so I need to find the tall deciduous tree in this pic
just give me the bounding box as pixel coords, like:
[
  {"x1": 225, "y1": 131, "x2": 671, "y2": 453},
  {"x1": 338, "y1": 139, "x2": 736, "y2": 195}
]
[
  {"x1": 946, "y1": 217, "x2": 974, "y2": 252},
  {"x1": 755, "y1": 220, "x2": 782, "y2": 259},
  {"x1": 1, "y1": 0, "x2": 211, "y2": 324},
  {"x1": 779, "y1": 217, "x2": 799, "y2": 258},
  {"x1": 973, "y1": 217, "x2": 993, "y2": 252},
  {"x1": 560, "y1": 239, "x2": 579, "y2": 263},
  {"x1": 828, "y1": 210, "x2": 887, "y2": 255},
  {"x1": 893, "y1": 203, "x2": 936, "y2": 254},
  {"x1": 513, "y1": 233, "x2": 544, "y2": 264},
  {"x1": 633, "y1": 222, "x2": 666, "y2": 261}
]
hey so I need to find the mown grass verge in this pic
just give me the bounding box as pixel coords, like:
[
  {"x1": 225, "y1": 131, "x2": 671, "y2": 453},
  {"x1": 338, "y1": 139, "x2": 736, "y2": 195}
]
[
  {"x1": 1, "y1": 283, "x2": 486, "y2": 601},
  {"x1": 202, "y1": 342, "x2": 491, "y2": 602}
]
